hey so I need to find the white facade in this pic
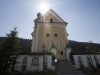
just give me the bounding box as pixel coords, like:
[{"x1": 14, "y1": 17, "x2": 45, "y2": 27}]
[
  {"x1": 66, "y1": 48, "x2": 100, "y2": 68},
  {"x1": 15, "y1": 55, "x2": 52, "y2": 72},
  {"x1": 73, "y1": 54, "x2": 100, "y2": 68},
  {"x1": 66, "y1": 48, "x2": 72, "y2": 61},
  {"x1": 31, "y1": 9, "x2": 68, "y2": 60}
]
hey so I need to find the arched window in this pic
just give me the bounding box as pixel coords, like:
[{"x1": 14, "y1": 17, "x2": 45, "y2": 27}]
[
  {"x1": 46, "y1": 33, "x2": 50, "y2": 37},
  {"x1": 31, "y1": 57, "x2": 39, "y2": 66},
  {"x1": 50, "y1": 18, "x2": 53, "y2": 22},
  {"x1": 54, "y1": 33, "x2": 58, "y2": 37}
]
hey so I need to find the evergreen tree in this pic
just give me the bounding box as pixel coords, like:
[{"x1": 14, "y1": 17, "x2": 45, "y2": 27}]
[{"x1": 0, "y1": 27, "x2": 20, "y2": 74}]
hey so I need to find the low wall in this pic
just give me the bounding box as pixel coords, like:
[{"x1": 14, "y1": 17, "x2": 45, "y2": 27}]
[
  {"x1": 73, "y1": 54, "x2": 100, "y2": 68},
  {"x1": 15, "y1": 55, "x2": 52, "y2": 72}
]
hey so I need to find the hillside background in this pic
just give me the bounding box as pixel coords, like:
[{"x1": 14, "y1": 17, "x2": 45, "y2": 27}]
[{"x1": 0, "y1": 37, "x2": 100, "y2": 53}]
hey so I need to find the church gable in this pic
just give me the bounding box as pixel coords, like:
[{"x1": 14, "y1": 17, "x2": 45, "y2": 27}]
[{"x1": 38, "y1": 9, "x2": 65, "y2": 22}]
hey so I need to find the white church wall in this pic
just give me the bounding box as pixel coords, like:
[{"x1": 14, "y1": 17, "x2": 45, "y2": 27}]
[
  {"x1": 46, "y1": 55, "x2": 52, "y2": 69},
  {"x1": 97, "y1": 55, "x2": 100, "y2": 62},
  {"x1": 15, "y1": 55, "x2": 43, "y2": 72},
  {"x1": 15, "y1": 55, "x2": 23, "y2": 71},
  {"x1": 73, "y1": 55, "x2": 89, "y2": 68},
  {"x1": 82, "y1": 55, "x2": 89, "y2": 67},
  {"x1": 26, "y1": 55, "x2": 31, "y2": 71},
  {"x1": 28, "y1": 55, "x2": 43, "y2": 72},
  {"x1": 73, "y1": 54, "x2": 100, "y2": 68},
  {"x1": 38, "y1": 56, "x2": 43, "y2": 71},
  {"x1": 15, "y1": 55, "x2": 52, "y2": 72},
  {"x1": 66, "y1": 48, "x2": 71, "y2": 61}
]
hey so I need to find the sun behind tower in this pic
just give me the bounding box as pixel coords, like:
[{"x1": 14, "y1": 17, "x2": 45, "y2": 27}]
[{"x1": 38, "y1": 0, "x2": 50, "y2": 13}]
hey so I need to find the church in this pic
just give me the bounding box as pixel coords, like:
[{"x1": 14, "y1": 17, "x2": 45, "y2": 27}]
[{"x1": 16, "y1": 9, "x2": 69, "y2": 72}]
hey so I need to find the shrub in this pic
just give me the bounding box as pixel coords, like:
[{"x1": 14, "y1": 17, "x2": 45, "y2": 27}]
[{"x1": 69, "y1": 52, "x2": 74, "y2": 60}]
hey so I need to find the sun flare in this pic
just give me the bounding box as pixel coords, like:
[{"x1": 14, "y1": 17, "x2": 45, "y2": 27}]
[
  {"x1": 39, "y1": 4, "x2": 48, "y2": 12},
  {"x1": 34, "y1": 0, "x2": 66, "y2": 14},
  {"x1": 38, "y1": 0, "x2": 50, "y2": 13}
]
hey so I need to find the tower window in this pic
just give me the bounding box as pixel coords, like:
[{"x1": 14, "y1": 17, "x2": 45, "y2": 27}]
[
  {"x1": 54, "y1": 33, "x2": 58, "y2": 37},
  {"x1": 50, "y1": 18, "x2": 53, "y2": 22},
  {"x1": 46, "y1": 33, "x2": 50, "y2": 37},
  {"x1": 59, "y1": 40, "x2": 62, "y2": 46},
  {"x1": 60, "y1": 51, "x2": 63, "y2": 55}
]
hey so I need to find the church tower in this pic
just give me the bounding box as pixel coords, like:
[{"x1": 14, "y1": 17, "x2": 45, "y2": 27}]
[{"x1": 31, "y1": 9, "x2": 68, "y2": 59}]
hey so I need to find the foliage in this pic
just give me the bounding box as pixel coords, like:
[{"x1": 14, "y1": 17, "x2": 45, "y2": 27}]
[
  {"x1": 0, "y1": 37, "x2": 32, "y2": 54},
  {"x1": 86, "y1": 56, "x2": 92, "y2": 67},
  {"x1": 22, "y1": 65, "x2": 26, "y2": 72},
  {"x1": 0, "y1": 27, "x2": 20, "y2": 75},
  {"x1": 94, "y1": 55, "x2": 100, "y2": 68},
  {"x1": 52, "y1": 52, "x2": 56, "y2": 61},
  {"x1": 0, "y1": 38, "x2": 100, "y2": 54},
  {"x1": 22, "y1": 57, "x2": 28, "y2": 64},
  {"x1": 19, "y1": 38, "x2": 31, "y2": 53},
  {"x1": 69, "y1": 52, "x2": 74, "y2": 60},
  {"x1": 68, "y1": 40, "x2": 100, "y2": 53},
  {"x1": 21, "y1": 57, "x2": 27, "y2": 73},
  {"x1": 78, "y1": 56, "x2": 84, "y2": 69}
]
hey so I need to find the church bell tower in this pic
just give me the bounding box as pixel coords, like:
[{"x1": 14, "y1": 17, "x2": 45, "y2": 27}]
[{"x1": 31, "y1": 9, "x2": 68, "y2": 59}]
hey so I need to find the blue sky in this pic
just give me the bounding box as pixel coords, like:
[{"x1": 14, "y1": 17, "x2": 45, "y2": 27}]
[{"x1": 0, "y1": 0, "x2": 100, "y2": 43}]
